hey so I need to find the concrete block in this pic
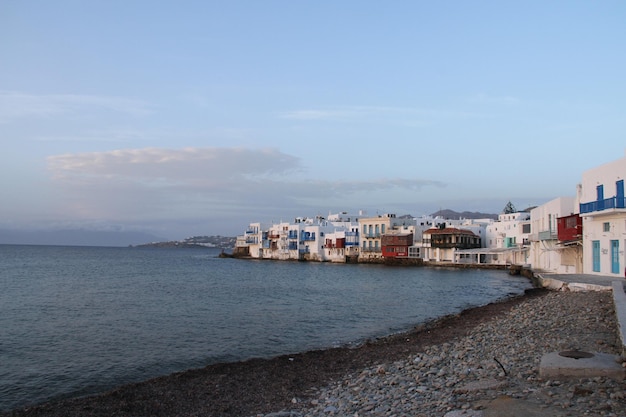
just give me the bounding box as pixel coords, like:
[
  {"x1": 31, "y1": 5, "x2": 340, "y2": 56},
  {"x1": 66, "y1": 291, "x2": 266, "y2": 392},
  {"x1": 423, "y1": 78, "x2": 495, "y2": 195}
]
[{"x1": 539, "y1": 351, "x2": 625, "y2": 380}]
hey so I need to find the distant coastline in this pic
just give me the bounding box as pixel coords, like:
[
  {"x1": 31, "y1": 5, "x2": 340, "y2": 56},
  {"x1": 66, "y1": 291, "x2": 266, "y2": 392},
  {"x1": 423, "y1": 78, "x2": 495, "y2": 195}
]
[{"x1": 133, "y1": 235, "x2": 236, "y2": 250}]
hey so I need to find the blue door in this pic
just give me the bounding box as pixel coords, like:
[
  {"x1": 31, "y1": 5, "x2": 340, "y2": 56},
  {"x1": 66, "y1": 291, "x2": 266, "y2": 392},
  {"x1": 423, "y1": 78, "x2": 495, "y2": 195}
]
[
  {"x1": 592, "y1": 240, "x2": 601, "y2": 272},
  {"x1": 597, "y1": 185, "x2": 605, "y2": 210},
  {"x1": 617, "y1": 180, "x2": 625, "y2": 208},
  {"x1": 611, "y1": 240, "x2": 620, "y2": 274}
]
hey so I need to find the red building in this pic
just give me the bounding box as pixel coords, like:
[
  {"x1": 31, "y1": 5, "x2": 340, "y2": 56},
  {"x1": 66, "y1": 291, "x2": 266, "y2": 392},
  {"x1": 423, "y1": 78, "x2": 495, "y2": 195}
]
[
  {"x1": 324, "y1": 237, "x2": 345, "y2": 249},
  {"x1": 381, "y1": 233, "x2": 413, "y2": 258},
  {"x1": 557, "y1": 214, "x2": 582, "y2": 243}
]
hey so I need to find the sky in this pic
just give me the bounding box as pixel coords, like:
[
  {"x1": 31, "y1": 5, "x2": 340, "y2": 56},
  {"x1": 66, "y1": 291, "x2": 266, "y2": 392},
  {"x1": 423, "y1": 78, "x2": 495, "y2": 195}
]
[{"x1": 1, "y1": 1, "x2": 625, "y2": 244}]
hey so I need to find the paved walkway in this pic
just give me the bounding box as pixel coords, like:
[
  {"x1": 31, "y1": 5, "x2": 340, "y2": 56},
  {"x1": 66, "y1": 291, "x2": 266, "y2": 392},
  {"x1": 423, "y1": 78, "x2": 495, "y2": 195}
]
[{"x1": 536, "y1": 272, "x2": 626, "y2": 289}]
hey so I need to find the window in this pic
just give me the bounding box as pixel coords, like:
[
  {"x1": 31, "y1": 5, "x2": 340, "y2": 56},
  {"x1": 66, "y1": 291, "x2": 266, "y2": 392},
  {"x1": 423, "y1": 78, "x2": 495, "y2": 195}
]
[{"x1": 604, "y1": 222, "x2": 611, "y2": 232}]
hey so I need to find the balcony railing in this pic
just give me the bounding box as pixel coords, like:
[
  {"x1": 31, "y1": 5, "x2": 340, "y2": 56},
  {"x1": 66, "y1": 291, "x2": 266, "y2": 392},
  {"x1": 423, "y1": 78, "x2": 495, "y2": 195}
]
[
  {"x1": 361, "y1": 247, "x2": 381, "y2": 252},
  {"x1": 538, "y1": 230, "x2": 557, "y2": 240},
  {"x1": 363, "y1": 233, "x2": 381, "y2": 239},
  {"x1": 430, "y1": 242, "x2": 480, "y2": 249},
  {"x1": 529, "y1": 231, "x2": 557, "y2": 241},
  {"x1": 580, "y1": 197, "x2": 626, "y2": 214}
]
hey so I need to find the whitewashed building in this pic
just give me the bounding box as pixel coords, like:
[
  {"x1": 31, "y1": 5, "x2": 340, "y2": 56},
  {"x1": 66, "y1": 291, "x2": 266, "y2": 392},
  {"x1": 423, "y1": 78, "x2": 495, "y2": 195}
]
[
  {"x1": 579, "y1": 151, "x2": 626, "y2": 276},
  {"x1": 528, "y1": 197, "x2": 579, "y2": 273},
  {"x1": 239, "y1": 212, "x2": 360, "y2": 262},
  {"x1": 453, "y1": 213, "x2": 528, "y2": 266}
]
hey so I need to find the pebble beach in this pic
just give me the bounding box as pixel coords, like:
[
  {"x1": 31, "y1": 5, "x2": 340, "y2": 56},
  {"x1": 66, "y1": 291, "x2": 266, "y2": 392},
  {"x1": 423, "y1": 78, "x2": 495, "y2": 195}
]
[
  {"x1": 5, "y1": 289, "x2": 624, "y2": 417},
  {"x1": 260, "y1": 290, "x2": 625, "y2": 417}
]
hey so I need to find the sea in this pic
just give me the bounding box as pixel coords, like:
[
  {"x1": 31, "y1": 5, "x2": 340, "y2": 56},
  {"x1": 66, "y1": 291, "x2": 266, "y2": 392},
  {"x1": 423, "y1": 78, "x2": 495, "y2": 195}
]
[{"x1": 0, "y1": 244, "x2": 533, "y2": 411}]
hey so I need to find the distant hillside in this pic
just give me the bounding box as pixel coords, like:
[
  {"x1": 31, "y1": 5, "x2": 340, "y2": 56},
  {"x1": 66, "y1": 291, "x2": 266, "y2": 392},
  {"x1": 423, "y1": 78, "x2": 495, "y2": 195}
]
[
  {"x1": 430, "y1": 209, "x2": 498, "y2": 220},
  {"x1": 135, "y1": 235, "x2": 236, "y2": 249}
]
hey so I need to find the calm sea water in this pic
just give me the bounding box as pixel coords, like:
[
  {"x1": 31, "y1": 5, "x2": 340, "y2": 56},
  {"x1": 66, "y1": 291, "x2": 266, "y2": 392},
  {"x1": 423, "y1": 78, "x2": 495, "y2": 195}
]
[{"x1": 0, "y1": 244, "x2": 532, "y2": 411}]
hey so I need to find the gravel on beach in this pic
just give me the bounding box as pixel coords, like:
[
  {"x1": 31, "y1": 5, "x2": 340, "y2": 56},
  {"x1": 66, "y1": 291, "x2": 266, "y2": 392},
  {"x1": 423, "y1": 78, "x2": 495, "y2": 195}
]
[{"x1": 4, "y1": 288, "x2": 624, "y2": 417}]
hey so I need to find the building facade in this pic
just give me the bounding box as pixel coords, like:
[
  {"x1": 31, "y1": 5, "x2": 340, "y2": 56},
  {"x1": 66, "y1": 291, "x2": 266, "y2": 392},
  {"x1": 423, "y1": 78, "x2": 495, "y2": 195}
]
[
  {"x1": 358, "y1": 214, "x2": 416, "y2": 260},
  {"x1": 528, "y1": 197, "x2": 581, "y2": 273},
  {"x1": 579, "y1": 151, "x2": 626, "y2": 276},
  {"x1": 422, "y1": 227, "x2": 481, "y2": 262}
]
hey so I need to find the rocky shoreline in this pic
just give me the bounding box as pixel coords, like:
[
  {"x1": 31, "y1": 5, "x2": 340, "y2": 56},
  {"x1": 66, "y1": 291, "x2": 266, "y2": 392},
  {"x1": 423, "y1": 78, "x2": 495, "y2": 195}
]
[
  {"x1": 4, "y1": 289, "x2": 624, "y2": 417},
  {"x1": 268, "y1": 289, "x2": 624, "y2": 417}
]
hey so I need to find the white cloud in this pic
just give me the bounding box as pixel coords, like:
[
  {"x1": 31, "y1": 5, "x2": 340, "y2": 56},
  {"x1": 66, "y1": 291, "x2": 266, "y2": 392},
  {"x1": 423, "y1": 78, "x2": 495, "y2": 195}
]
[
  {"x1": 45, "y1": 147, "x2": 447, "y2": 229},
  {"x1": 48, "y1": 147, "x2": 301, "y2": 183},
  {"x1": 278, "y1": 105, "x2": 484, "y2": 123}
]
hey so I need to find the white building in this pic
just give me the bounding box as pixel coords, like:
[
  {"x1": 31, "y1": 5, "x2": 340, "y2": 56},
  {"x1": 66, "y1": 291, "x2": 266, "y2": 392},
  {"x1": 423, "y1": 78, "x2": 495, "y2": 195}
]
[
  {"x1": 528, "y1": 197, "x2": 578, "y2": 273},
  {"x1": 238, "y1": 212, "x2": 360, "y2": 262},
  {"x1": 452, "y1": 212, "x2": 530, "y2": 266},
  {"x1": 485, "y1": 212, "x2": 531, "y2": 250},
  {"x1": 579, "y1": 151, "x2": 626, "y2": 276}
]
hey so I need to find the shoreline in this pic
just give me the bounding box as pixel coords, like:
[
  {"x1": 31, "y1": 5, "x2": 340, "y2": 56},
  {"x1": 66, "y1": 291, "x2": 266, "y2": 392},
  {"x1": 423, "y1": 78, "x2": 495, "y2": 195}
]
[{"x1": 4, "y1": 288, "x2": 546, "y2": 417}]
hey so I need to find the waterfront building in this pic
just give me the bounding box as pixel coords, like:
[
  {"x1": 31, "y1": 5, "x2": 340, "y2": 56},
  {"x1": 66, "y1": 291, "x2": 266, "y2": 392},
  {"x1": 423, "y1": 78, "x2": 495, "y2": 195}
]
[
  {"x1": 358, "y1": 214, "x2": 416, "y2": 260},
  {"x1": 453, "y1": 212, "x2": 528, "y2": 266},
  {"x1": 578, "y1": 151, "x2": 626, "y2": 276},
  {"x1": 381, "y1": 232, "x2": 413, "y2": 258},
  {"x1": 237, "y1": 222, "x2": 265, "y2": 258},
  {"x1": 264, "y1": 221, "x2": 293, "y2": 260},
  {"x1": 408, "y1": 215, "x2": 472, "y2": 259},
  {"x1": 421, "y1": 227, "x2": 481, "y2": 263},
  {"x1": 322, "y1": 212, "x2": 360, "y2": 262},
  {"x1": 237, "y1": 212, "x2": 360, "y2": 262},
  {"x1": 528, "y1": 197, "x2": 580, "y2": 273},
  {"x1": 485, "y1": 211, "x2": 531, "y2": 250}
]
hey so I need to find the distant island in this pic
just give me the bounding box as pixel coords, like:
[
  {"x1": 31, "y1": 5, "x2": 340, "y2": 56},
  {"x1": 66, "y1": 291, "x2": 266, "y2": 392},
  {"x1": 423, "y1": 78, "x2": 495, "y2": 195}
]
[{"x1": 133, "y1": 235, "x2": 236, "y2": 250}]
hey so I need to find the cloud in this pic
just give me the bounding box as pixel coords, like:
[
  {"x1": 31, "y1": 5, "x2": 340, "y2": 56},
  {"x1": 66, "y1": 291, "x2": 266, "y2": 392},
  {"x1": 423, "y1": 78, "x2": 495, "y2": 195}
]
[
  {"x1": 279, "y1": 106, "x2": 422, "y2": 121},
  {"x1": 0, "y1": 91, "x2": 153, "y2": 123},
  {"x1": 48, "y1": 147, "x2": 300, "y2": 183},
  {"x1": 46, "y1": 147, "x2": 446, "y2": 229},
  {"x1": 278, "y1": 105, "x2": 483, "y2": 123}
]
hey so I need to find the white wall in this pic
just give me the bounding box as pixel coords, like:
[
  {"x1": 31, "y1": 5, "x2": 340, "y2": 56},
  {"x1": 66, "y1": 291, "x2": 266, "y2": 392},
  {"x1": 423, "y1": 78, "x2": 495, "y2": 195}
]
[
  {"x1": 528, "y1": 197, "x2": 577, "y2": 273},
  {"x1": 580, "y1": 151, "x2": 626, "y2": 276}
]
